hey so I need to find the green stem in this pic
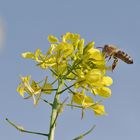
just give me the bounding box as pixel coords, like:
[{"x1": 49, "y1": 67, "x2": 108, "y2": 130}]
[
  {"x1": 58, "y1": 80, "x2": 85, "y2": 95},
  {"x1": 6, "y1": 118, "x2": 48, "y2": 137},
  {"x1": 72, "y1": 125, "x2": 96, "y2": 140},
  {"x1": 48, "y1": 79, "x2": 63, "y2": 140}
]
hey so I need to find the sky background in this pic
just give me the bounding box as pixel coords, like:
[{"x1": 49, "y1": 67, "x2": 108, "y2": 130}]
[{"x1": 0, "y1": 0, "x2": 139, "y2": 140}]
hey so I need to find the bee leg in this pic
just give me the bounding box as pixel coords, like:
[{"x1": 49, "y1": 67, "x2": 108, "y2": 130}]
[
  {"x1": 108, "y1": 56, "x2": 112, "y2": 61},
  {"x1": 112, "y1": 57, "x2": 118, "y2": 71},
  {"x1": 104, "y1": 53, "x2": 110, "y2": 59}
]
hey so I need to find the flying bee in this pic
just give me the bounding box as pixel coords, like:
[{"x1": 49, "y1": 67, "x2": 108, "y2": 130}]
[{"x1": 99, "y1": 44, "x2": 133, "y2": 71}]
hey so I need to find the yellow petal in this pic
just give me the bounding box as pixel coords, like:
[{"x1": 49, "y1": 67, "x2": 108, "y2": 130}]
[
  {"x1": 21, "y1": 75, "x2": 31, "y2": 83},
  {"x1": 62, "y1": 32, "x2": 80, "y2": 43},
  {"x1": 102, "y1": 76, "x2": 113, "y2": 86},
  {"x1": 66, "y1": 73, "x2": 76, "y2": 80},
  {"x1": 72, "y1": 92, "x2": 94, "y2": 108},
  {"x1": 77, "y1": 39, "x2": 84, "y2": 54},
  {"x1": 34, "y1": 49, "x2": 43, "y2": 62},
  {"x1": 83, "y1": 41, "x2": 95, "y2": 54},
  {"x1": 90, "y1": 49, "x2": 103, "y2": 60},
  {"x1": 94, "y1": 87, "x2": 111, "y2": 98},
  {"x1": 17, "y1": 83, "x2": 25, "y2": 97},
  {"x1": 72, "y1": 92, "x2": 84, "y2": 105},
  {"x1": 85, "y1": 69, "x2": 102, "y2": 83},
  {"x1": 48, "y1": 35, "x2": 59, "y2": 43},
  {"x1": 62, "y1": 32, "x2": 72, "y2": 42},
  {"x1": 21, "y1": 52, "x2": 34, "y2": 59},
  {"x1": 42, "y1": 83, "x2": 52, "y2": 94},
  {"x1": 92, "y1": 104, "x2": 106, "y2": 116}
]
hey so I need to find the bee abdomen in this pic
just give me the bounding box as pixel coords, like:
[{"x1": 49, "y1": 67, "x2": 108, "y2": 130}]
[{"x1": 115, "y1": 50, "x2": 133, "y2": 64}]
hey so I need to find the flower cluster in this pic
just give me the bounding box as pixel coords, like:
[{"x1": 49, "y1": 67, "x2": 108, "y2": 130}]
[{"x1": 17, "y1": 32, "x2": 113, "y2": 116}]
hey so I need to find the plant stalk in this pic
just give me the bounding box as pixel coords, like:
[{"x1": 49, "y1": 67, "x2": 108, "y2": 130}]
[{"x1": 48, "y1": 79, "x2": 62, "y2": 140}]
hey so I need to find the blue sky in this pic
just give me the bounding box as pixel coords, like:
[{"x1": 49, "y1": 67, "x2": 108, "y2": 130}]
[{"x1": 0, "y1": 0, "x2": 139, "y2": 140}]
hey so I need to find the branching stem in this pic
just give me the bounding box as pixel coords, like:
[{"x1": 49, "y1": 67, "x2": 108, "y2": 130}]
[{"x1": 48, "y1": 79, "x2": 63, "y2": 140}]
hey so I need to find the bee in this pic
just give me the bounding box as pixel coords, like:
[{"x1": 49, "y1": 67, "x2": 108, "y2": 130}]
[{"x1": 101, "y1": 44, "x2": 133, "y2": 71}]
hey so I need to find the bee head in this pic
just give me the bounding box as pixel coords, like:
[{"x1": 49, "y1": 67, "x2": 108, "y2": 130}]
[{"x1": 103, "y1": 44, "x2": 110, "y2": 52}]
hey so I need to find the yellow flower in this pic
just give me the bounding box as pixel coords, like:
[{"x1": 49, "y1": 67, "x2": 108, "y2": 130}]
[
  {"x1": 85, "y1": 69, "x2": 102, "y2": 84},
  {"x1": 17, "y1": 75, "x2": 53, "y2": 105},
  {"x1": 83, "y1": 41, "x2": 95, "y2": 54},
  {"x1": 72, "y1": 92, "x2": 94, "y2": 108},
  {"x1": 53, "y1": 42, "x2": 74, "y2": 59},
  {"x1": 17, "y1": 76, "x2": 41, "y2": 105},
  {"x1": 62, "y1": 32, "x2": 80, "y2": 44},
  {"x1": 91, "y1": 104, "x2": 106, "y2": 115},
  {"x1": 38, "y1": 56, "x2": 56, "y2": 69},
  {"x1": 21, "y1": 49, "x2": 42, "y2": 62},
  {"x1": 52, "y1": 60, "x2": 68, "y2": 76},
  {"x1": 102, "y1": 76, "x2": 113, "y2": 86},
  {"x1": 93, "y1": 87, "x2": 111, "y2": 98},
  {"x1": 75, "y1": 69, "x2": 104, "y2": 88},
  {"x1": 78, "y1": 43, "x2": 106, "y2": 72},
  {"x1": 72, "y1": 92, "x2": 106, "y2": 116},
  {"x1": 46, "y1": 44, "x2": 56, "y2": 55}
]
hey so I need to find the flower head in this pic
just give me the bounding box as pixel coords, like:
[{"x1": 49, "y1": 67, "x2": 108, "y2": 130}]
[{"x1": 19, "y1": 32, "x2": 113, "y2": 115}]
